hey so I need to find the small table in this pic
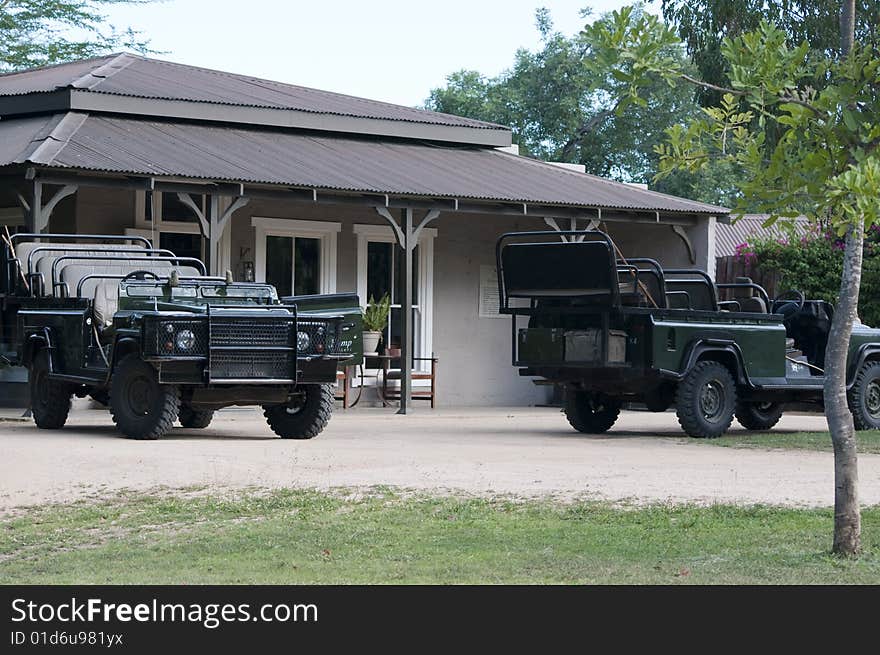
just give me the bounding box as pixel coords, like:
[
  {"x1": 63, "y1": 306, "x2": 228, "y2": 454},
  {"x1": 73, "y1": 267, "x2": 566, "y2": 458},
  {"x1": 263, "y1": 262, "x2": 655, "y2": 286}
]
[{"x1": 372, "y1": 354, "x2": 438, "y2": 408}]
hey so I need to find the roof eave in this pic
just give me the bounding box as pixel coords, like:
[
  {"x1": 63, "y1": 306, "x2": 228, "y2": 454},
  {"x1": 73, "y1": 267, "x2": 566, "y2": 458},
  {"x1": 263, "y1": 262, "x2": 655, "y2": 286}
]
[
  {"x1": 0, "y1": 89, "x2": 513, "y2": 147},
  {"x1": 22, "y1": 166, "x2": 724, "y2": 225}
]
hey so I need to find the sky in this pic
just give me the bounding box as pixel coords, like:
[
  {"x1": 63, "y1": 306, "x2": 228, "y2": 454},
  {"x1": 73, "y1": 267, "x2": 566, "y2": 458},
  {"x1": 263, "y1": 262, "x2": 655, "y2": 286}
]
[{"x1": 99, "y1": 0, "x2": 660, "y2": 107}]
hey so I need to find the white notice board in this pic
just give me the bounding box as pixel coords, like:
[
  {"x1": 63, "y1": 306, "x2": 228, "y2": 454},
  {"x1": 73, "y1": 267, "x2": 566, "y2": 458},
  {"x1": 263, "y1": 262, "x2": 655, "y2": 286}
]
[{"x1": 479, "y1": 265, "x2": 504, "y2": 318}]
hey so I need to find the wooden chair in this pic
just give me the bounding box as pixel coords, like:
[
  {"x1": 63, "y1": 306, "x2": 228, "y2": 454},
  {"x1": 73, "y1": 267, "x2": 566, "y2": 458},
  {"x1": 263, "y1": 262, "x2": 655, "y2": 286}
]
[
  {"x1": 334, "y1": 366, "x2": 353, "y2": 409},
  {"x1": 380, "y1": 352, "x2": 438, "y2": 408}
]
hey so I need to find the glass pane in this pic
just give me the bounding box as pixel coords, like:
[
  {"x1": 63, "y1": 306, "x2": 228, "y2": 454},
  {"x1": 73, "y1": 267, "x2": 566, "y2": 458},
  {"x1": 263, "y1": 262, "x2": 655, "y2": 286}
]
[
  {"x1": 266, "y1": 235, "x2": 293, "y2": 297},
  {"x1": 393, "y1": 244, "x2": 418, "y2": 305},
  {"x1": 367, "y1": 242, "x2": 392, "y2": 302},
  {"x1": 160, "y1": 232, "x2": 202, "y2": 262},
  {"x1": 161, "y1": 193, "x2": 201, "y2": 223},
  {"x1": 386, "y1": 307, "x2": 421, "y2": 363},
  {"x1": 294, "y1": 237, "x2": 320, "y2": 296}
]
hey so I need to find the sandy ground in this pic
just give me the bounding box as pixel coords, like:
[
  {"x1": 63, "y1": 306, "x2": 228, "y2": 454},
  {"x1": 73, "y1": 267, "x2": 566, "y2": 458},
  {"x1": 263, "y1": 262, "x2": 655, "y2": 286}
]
[{"x1": 1, "y1": 402, "x2": 878, "y2": 510}]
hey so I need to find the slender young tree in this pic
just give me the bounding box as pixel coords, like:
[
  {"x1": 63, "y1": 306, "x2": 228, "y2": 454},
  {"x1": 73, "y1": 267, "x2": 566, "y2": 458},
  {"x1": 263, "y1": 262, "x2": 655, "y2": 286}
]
[
  {"x1": 827, "y1": 0, "x2": 861, "y2": 557},
  {"x1": 587, "y1": 3, "x2": 878, "y2": 555}
]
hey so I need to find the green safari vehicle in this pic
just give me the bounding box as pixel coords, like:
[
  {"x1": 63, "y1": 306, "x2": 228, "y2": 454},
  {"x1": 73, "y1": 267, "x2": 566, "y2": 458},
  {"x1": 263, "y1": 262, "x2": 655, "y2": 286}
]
[
  {"x1": 0, "y1": 232, "x2": 362, "y2": 440},
  {"x1": 496, "y1": 230, "x2": 880, "y2": 438}
]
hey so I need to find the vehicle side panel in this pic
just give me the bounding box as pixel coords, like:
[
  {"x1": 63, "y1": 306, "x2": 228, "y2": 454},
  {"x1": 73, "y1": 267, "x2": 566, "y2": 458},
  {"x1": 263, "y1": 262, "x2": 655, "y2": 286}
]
[{"x1": 650, "y1": 315, "x2": 787, "y2": 379}]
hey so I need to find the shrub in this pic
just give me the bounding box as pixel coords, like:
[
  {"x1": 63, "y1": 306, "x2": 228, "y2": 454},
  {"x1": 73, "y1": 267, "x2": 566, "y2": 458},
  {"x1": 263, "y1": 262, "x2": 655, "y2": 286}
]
[{"x1": 744, "y1": 223, "x2": 880, "y2": 326}]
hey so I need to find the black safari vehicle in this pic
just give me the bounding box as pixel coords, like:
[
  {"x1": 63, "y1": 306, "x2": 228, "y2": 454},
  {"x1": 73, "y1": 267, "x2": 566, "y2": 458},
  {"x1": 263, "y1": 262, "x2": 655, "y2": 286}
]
[
  {"x1": 0, "y1": 233, "x2": 362, "y2": 440},
  {"x1": 496, "y1": 230, "x2": 880, "y2": 438}
]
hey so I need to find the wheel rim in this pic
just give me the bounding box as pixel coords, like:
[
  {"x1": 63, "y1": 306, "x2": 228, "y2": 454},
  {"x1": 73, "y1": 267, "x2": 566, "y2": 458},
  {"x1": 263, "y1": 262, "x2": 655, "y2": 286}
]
[
  {"x1": 284, "y1": 393, "x2": 306, "y2": 415},
  {"x1": 586, "y1": 395, "x2": 613, "y2": 415},
  {"x1": 126, "y1": 375, "x2": 154, "y2": 416},
  {"x1": 699, "y1": 380, "x2": 726, "y2": 422},
  {"x1": 754, "y1": 401, "x2": 774, "y2": 416},
  {"x1": 866, "y1": 381, "x2": 880, "y2": 418}
]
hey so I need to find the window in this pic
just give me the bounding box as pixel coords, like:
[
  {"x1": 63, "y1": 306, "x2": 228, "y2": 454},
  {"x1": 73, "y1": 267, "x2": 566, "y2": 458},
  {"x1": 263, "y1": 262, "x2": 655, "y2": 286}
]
[
  {"x1": 265, "y1": 235, "x2": 320, "y2": 296},
  {"x1": 355, "y1": 224, "x2": 436, "y2": 368},
  {"x1": 252, "y1": 217, "x2": 340, "y2": 297},
  {"x1": 133, "y1": 191, "x2": 205, "y2": 260},
  {"x1": 366, "y1": 241, "x2": 420, "y2": 353}
]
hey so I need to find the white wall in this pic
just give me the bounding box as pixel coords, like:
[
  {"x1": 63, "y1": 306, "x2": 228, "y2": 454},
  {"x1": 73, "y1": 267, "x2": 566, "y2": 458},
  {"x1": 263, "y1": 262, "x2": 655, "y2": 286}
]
[{"x1": 71, "y1": 188, "x2": 713, "y2": 407}]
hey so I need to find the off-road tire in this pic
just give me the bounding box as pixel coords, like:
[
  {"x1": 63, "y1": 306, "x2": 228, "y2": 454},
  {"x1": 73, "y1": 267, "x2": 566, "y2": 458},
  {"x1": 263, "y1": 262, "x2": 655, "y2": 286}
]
[
  {"x1": 735, "y1": 401, "x2": 784, "y2": 431},
  {"x1": 178, "y1": 406, "x2": 214, "y2": 429},
  {"x1": 109, "y1": 355, "x2": 179, "y2": 440},
  {"x1": 263, "y1": 384, "x2": 333, "y2": 439},
  {"x1": 29, "y1": 349, "x2": 72, "y2": 429},
  {"x1": 848, "y1": 360, "x2": 880, "y2": 430},
  {"x1": 564, "y1": 391, "x2": 621, "y2": 434},
  {"x1": 676, "y1": 360, "x2": 737, "y2": 438}
]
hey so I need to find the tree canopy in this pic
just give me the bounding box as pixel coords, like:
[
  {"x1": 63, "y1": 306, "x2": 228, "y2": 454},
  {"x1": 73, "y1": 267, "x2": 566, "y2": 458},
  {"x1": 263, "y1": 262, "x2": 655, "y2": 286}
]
[
  {"x1": 0, "y1": 0, "x2": 157, "y2": 72},
  {"x1": 424, "y1": 7, "x2": 741, "y2": 206},
  {"x1": 661, "y1": 1, "x2": 880, "y2": 104}
]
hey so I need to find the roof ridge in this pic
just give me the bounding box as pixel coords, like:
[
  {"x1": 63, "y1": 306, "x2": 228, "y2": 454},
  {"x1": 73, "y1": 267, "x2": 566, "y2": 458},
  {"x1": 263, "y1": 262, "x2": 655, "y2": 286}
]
[
  {"x1": 27, "y1": 111, "x2": 90, "y2": 164},
  {"x1": 0, "y1": 53, "x2": 121, "y2": 80},
  {"x1": 70, "y1": 52, "x2": 137, "y2": 90},
  {"x1": 494, "y1": 149, "x2": 729, "y2": 214},
  {"x1": 93, "y1": 54, "x2": 508, "y2": 130}
]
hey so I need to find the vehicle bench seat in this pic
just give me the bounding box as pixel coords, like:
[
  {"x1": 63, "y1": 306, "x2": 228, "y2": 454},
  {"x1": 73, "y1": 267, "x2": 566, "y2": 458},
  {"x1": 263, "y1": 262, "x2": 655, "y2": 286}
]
[
  {"x1": 14, "y1": 242, "x2": 148, "y2": 296},
  {"x1": 60, "y1": 263, "x2": 202, "y2": 326}
]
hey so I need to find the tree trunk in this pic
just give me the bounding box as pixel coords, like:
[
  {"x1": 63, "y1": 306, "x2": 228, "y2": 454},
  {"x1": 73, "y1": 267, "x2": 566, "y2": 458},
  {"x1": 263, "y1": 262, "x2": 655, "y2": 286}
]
[
  {"x1": 823, "y1": 218, "x2": 863, "y2": 555},
  {"x1": 840, "y1": 0, "x2": 856, "y2": 56}
]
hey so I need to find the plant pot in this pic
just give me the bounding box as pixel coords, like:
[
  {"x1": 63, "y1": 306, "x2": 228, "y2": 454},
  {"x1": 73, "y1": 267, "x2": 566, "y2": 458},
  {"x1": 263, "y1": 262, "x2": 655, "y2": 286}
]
[{"x1": 362, "y1": 331, "x2": 382, "y2": 355}]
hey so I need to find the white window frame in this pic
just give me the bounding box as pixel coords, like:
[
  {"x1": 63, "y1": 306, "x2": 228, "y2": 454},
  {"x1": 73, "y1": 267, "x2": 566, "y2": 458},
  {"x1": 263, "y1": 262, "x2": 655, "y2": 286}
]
[
  {"x1": 134, "y1": 191, "x2": 206, "y2": 259},
  {"x1": 354, "y1": 223, "x2": 436, "y2": 369},
  {"x1": 252, "y1": 217, "x2": 340, "y2": 295}
]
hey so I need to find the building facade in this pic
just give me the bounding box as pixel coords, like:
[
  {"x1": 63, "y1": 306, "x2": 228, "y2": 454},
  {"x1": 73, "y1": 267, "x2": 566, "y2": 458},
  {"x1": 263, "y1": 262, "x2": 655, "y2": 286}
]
[{"x1": 0, "y1": 54, "x2": 728, "y2": 406}]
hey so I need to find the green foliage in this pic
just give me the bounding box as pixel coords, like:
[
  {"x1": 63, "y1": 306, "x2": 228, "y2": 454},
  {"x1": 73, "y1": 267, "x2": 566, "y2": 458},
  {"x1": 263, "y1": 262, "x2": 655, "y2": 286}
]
[
  {"x1": 0, "y1": 0, "x2": 159, "y2": 72},
  {"x1": 589, "y1": 10, "x2": 880, "y2": 234},
  {"x1": 698, "y1": 429, "x2": 880, "y2": 453},
  {"x1": 661, "y1": 1, "x2": 880, "y2": 106},
  {"x1": 3, "y1": 489, "x2": 880, "y2": 583},
  {"x1": 424, "y1": 5, "x2": 728, "y2": 201},
  {"x1": 362, "y1": 294, "x2": 391, "y2": 332},
  {"x1": 746, "y1": 226, "x2": 880, "y2": 326}
]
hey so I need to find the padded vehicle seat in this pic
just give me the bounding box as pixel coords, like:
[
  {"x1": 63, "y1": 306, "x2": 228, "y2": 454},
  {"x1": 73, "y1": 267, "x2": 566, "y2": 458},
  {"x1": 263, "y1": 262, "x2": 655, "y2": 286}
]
[
  {"x1": 60, "y1": 263, "x2": 201, "y2": 326},
  {"x1": 732, "y1": 276, "x2": 767, "y2": 313},
  {"x1": 15, "y1": 242, "x2": 148, "y2": 296},
  {"x1": 665, "y1": 280, "x2": 716, "y2": 311}
]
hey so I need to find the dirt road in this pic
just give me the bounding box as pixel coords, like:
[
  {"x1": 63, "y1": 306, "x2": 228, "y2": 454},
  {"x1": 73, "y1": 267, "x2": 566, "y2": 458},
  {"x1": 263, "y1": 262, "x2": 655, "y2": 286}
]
[{"x1": 1, "y1": 403, "x2": 877, "y2": 509}]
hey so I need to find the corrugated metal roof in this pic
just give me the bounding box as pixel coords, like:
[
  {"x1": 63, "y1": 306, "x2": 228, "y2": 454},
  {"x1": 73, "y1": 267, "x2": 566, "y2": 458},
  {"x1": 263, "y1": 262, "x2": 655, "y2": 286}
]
[
  {"x1": 716, "y1": 215, "x2": 811, "y2": 256},
  {"x1": 0, "y1": 112, "x2": 727, "y2": 215},
  {"x1": 0, "y1": 53, "x2": 505, "y2": 131},
  {"x1": 0, "y1": 55, "x2": 117, "y2": 95}
]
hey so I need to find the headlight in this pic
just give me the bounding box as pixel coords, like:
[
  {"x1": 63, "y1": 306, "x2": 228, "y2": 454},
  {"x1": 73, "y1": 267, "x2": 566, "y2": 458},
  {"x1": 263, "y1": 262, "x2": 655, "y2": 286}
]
[
  {"x1": 297, "y1": 331, "x2": 310, "y2": 351},
  {"x1": 175, "y1": 329, "x2": 196, "y2": 351}
]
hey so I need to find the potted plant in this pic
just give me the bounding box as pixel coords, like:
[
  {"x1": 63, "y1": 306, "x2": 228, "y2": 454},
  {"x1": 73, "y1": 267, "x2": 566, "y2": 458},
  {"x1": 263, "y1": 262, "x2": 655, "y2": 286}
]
[{"x1": 362, "y1": 293, "x2": 390, "y2": 355}]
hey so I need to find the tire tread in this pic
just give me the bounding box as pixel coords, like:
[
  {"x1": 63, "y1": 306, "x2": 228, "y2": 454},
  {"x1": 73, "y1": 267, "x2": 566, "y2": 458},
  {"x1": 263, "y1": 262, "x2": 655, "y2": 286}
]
[
  {"x1": 675, "y1": 360, "x2": 736, "y2": 438},
  {"x1": 264, "y1": 384, "x2": 334, "y2": 439}
]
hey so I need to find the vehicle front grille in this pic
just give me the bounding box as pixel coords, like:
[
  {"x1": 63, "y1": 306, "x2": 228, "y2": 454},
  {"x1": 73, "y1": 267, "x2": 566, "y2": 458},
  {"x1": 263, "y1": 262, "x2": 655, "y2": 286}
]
[
  {"x1": 211, "y1": 351, "x2": 295, "y2": 380},
  {"x1": 210, "y1": 317, "x2": 293, "y2": 347}
]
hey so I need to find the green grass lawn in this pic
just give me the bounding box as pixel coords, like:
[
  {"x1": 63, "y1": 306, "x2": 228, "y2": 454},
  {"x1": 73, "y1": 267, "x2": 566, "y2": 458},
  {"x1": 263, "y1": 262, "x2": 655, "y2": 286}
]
[
  {"x1": 700, "y1": 429, "x2": 880, "y2": 453},
  {"x1": 2, "y1": 489, "x2": 879, "y2": 584}
]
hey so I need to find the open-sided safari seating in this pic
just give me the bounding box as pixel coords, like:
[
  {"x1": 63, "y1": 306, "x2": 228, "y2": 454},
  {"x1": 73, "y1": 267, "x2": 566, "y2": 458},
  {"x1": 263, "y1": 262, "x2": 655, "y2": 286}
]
[
  {"x1": 497, "y1": 230, "x2": 880, "y2": 438},
  {"x1": 0, "y1": 233, "x2": 362, "y2": 440}
]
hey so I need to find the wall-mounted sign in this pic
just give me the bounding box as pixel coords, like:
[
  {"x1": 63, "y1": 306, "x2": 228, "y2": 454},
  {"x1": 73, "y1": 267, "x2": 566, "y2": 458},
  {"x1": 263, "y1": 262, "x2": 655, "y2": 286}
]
[{"x1": 479, "y1": 265, "x2": 504, "y2": 318}]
